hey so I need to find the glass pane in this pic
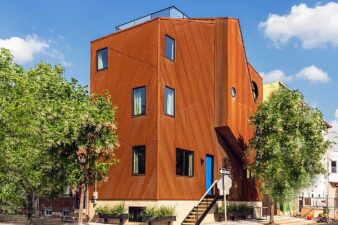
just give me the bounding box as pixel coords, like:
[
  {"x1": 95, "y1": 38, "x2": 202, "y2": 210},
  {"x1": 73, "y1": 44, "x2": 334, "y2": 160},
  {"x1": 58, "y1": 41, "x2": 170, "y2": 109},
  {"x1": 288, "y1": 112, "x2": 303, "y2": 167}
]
[
  {"x1": 133, "y1": 146, "x2": 145, "y2": 175},
  {"x1": 97, "y1": 48, "x2": 108, "y2": 70},
  {"x1": 165, "y1": 36, "x2": 175, "y2": 60},
  {"x1": 185, "y1": 151, "x2": 193, "y2": 176},
  {"x1": 133, "y1": 87, "x2": 146, "y2": 116},
  {"x1": 165, "y1": 87, "x2": 175, "y2": 116},
  {"x1": 176, "y1": 149, "x2": 184, "y2": 175}
]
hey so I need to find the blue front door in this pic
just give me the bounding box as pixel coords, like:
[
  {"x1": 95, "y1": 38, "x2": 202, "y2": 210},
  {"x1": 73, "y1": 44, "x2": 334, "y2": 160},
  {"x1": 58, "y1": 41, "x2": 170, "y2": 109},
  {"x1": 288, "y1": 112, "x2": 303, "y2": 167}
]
[{"x1": 205, "y1": 155, "x2": 214, "y2": 195}]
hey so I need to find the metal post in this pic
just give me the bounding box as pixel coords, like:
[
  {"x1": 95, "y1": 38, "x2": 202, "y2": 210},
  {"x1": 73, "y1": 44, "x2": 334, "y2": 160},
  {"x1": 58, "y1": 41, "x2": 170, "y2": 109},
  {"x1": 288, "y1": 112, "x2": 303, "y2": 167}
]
[{"x1": 223, "y1": 174, "x2": 227, "y2": 225}]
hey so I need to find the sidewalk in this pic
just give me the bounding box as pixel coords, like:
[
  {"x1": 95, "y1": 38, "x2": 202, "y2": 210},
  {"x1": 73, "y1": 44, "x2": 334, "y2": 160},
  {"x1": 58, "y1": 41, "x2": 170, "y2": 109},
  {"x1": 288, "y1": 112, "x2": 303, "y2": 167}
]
[{"x1": 205, "y1": 216, "x2": 315, "y2": 225}]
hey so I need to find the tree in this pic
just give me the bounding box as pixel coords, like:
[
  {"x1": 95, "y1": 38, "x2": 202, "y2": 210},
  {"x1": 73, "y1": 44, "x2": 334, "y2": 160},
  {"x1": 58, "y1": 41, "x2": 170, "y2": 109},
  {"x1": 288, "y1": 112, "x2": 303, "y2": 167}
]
[
  {"x1": 0, "y1": 48, "x2": 118, "y2": 224},
  {"x1": 249, "y1": 88, "x2": 330, "y2": 224}
]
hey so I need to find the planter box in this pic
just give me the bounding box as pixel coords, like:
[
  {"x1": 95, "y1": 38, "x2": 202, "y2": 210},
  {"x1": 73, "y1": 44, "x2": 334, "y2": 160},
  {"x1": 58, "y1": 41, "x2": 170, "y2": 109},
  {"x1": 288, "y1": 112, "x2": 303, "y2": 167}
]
[
  {"x1": 98, "y1": 213, "x2": 128, "y2": 224},
  {"x1": 142, "y1": 216, "x2": 176, "y2": 224},
  {"x1": 98, "y1": 213, "x2": 128, "y2": 220},
  {"x1": 215, "y1": 212, "x2": 251, "y2": 221}
]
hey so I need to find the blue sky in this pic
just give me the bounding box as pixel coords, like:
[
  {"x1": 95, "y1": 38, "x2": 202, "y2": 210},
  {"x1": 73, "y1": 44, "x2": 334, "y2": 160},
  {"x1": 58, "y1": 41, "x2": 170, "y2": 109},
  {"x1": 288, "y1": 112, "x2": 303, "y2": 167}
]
[{"x1": 0, "y1": 0, "x2": 337, "y2": 126}]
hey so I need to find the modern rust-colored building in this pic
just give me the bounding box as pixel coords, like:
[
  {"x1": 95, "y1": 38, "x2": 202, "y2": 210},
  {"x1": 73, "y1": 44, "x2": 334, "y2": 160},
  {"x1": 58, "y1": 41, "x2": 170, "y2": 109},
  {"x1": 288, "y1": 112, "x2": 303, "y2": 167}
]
[{"x1": 89, "y1": 7, "x2": 263, "y2": 224}]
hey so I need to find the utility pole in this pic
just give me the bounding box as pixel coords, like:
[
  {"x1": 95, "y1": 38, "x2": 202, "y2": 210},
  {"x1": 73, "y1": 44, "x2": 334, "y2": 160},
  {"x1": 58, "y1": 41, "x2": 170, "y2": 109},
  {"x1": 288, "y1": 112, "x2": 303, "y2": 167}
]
[{"x1": 222, "y1": 173, "x2": 227, "y2": 225}]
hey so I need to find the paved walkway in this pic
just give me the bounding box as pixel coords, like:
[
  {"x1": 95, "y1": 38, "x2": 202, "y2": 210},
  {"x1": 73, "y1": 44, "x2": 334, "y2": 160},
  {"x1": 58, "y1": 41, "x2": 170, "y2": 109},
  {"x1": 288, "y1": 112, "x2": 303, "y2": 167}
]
[{"x1": 205, "y1": 216, "x2": 315, "y2": 225}]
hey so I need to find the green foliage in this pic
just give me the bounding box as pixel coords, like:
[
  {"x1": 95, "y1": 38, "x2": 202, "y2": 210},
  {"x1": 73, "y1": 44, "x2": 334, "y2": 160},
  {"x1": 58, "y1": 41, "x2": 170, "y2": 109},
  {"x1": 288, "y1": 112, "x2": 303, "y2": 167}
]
[
  {"x1": 96, "y1": 203, "x2": 126, "y2": 215},
  {"x1": 142, "y1": 206, "x2": 157, "y2": 220},
  {"x1": 0, "y1": 48, "x2": 119, "y2": 213},
  {"x1": 155, "y1": 206, "x2": 176, "y2": 218},
  {"x1": 142, "y1": 206, "x2": 176, "y2": 220},
  {"x1": 249, "y1": 87, "x2": 330, "y2": 203},
  {"x1": 218, "y1": 204, "x2": 250, "y2": 214}
]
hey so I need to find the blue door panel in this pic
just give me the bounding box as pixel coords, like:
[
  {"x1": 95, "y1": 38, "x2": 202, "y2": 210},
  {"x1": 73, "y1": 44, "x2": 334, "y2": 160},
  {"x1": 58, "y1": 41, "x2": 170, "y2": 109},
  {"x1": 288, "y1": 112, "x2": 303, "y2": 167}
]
[{"x1": 205, "y1": 155, "x2": 214, "y2": 195}]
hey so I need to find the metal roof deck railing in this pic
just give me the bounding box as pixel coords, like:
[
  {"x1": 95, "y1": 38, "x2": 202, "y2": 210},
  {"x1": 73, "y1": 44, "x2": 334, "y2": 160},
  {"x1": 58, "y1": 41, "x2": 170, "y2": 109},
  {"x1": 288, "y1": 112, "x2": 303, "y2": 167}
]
[{"x1": 115, "y1": 6, "x2": 190, "y2": 31}]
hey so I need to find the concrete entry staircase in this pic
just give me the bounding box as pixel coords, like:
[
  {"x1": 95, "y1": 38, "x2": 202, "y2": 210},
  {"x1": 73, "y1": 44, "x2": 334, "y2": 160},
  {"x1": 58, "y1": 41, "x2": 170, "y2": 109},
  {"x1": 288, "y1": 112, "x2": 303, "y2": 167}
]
[{"x1": 182, "y1": 195, "x2": 218, "y2": 225}]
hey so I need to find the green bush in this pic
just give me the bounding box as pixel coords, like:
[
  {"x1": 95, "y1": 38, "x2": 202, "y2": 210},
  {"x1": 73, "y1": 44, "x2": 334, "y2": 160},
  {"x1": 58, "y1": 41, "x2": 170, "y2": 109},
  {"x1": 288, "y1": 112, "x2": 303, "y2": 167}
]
[
  {"x1": 96, "y1": 203, "x2": 127, "y2": 215},
  {"x1": 142, "y1": 205, "x2": 176, "y2": 220},
  {"x1": 155, "y1": 206, "x2": 176, "y2": 218},
  {"x1": 237, "y1": 204, "x2": 250, "y2": 213},
  {"x1": 142, "y1": 206, "x2": 157, "y2": 220},
  {"x1": 218, "y1": 204, "x2": 250, "y2": 214}
]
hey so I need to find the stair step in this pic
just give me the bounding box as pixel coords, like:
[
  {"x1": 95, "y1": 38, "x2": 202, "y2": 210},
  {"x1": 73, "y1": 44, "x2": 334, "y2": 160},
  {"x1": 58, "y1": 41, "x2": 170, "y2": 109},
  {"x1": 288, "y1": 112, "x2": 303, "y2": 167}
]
[
  {"x1": 182, "y1": 223, "x2": 195, "y2": 225},
  {"x1": 184, "y1": 218, "x2": 196, "y2": 221}
]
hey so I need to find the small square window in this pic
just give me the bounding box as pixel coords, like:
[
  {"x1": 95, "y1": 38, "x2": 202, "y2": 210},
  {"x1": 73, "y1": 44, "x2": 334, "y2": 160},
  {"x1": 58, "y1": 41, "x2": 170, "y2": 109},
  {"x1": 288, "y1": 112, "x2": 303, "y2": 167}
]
[
  {"x1": 44, "y1": 208, "x2": 52, "y2": 216},
  {"x1": 332, "y1": 161, "x2": 337, "y2": 173},
  {"x1": 132, "y1": 146, "x2": 146, "y2": 175},
  {"x1": 132, "y1": 86, "x2": 146, "y2": 116},
  {"x1": 165, "y1": 87, "x2": 175, "y2": 116},
  {"x1": 96, "y1": 48, "x2": 108, "y2": 71},
  {"x1": 129, "y1": 207, "x2": 145, "y2": 222},
  {"x1": 165, "y1": 35, "x2": 175, "y2": 61},
  {"x1": 176, "y1": 148, "x2": 194, "y2": 176}
]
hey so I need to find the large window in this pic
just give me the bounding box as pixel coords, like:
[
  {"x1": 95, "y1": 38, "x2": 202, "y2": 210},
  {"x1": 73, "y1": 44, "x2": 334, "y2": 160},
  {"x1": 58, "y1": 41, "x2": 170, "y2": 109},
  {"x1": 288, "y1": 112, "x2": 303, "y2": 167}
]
[
  {"x1": 132, "y1": 86, "x2": 146, "y2": 116},
  {"x1": 132, "y1": 146, "x2": 145, "y2": 175},
  {"x1": 176, "y1": 148, "x2": 194, "y2": 177},
  {"x1": 129, "y1": 207, "x2": 145, "y2": 222},
  {"x1": 96, "y1": 48, "x2": 108, "y2": 71},
  {"x1": 332, "y1": 161, "x2": 337, "y2": 173},
  {"x1": 165, "y1": 87, "x2": 175, "y2": 116},
  {"x1": 165, "y1": 35, "x2": 175, "y2": 61}
]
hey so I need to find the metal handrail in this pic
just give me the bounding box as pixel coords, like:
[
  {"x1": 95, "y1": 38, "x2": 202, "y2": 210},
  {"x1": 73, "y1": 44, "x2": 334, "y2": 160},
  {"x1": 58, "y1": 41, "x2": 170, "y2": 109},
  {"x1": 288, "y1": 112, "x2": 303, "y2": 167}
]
[
  {"x1": 196, "y1": 178, "x2": 221, "y2": 206},
  {"x1": 115, "y1": 6, "x2": 189, "y2": 31},
  {"x1": 195, "y1": 178, "x2": 221, "y2": 222}
]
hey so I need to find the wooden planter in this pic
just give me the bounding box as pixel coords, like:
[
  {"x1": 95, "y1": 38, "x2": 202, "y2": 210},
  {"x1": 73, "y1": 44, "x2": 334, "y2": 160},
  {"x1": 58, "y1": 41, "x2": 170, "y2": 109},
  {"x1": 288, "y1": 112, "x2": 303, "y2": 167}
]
[
  {"x1": 98, "y1": 213, "x2": 128, "y2": 224},
  {"x1": 142, "y1": 216, "x2": 176, "y2": 225},
  {"x1": 215, "y1": 212, "x2": 251, "y2": 221}
]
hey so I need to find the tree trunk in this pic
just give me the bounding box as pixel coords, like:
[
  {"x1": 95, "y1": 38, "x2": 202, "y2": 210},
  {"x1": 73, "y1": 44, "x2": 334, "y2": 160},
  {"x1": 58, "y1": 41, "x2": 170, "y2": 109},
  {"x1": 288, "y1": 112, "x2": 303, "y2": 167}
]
[
  {"x1": 270, "y1": 201, "x2": 275, "y2": 224},
  {"x1": 77, "y1": 184, "x2": 85, "y2": 225},
  {"x1": 25, "y1": 192, "x2": 33, "y2": 225}
]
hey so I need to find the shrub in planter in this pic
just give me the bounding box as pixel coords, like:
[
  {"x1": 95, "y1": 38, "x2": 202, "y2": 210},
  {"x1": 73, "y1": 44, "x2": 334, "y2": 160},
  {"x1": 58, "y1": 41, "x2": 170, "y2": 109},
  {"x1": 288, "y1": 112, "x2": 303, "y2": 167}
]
[{"x1": 142, "y1": 206, "x2": 176, "y2": 222}]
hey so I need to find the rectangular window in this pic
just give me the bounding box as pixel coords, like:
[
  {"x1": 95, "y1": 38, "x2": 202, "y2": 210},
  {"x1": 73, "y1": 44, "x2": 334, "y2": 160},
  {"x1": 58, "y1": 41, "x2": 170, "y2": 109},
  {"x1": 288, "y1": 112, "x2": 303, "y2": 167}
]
[
  {"x1": 44, "y1": 208, "x2": 52, "y2": 216},
  {"x1": 332, "y1": 161, "x2": 337, "y2": 173},
  {"x1": 129, "y1": 207, "x2": 145, "y2": 222},
  {"x1": 96, "y1": 48, "x2": 108, "y2": 71},
  {"x1": 132, "y1": 86, "x2": 146, "y2": 116},
  {"x1": 176, "y1": 148, "x2": 194, "y2": 176},
  {"x1": 165, "y1": 87, "x2": 175, "y2": 116},
  {"x1": 132, "y1": 146, "x2": 145, "y2": 175},
  {"x1": 165, "y1": 35, "x2": 175, "y2": 61}
]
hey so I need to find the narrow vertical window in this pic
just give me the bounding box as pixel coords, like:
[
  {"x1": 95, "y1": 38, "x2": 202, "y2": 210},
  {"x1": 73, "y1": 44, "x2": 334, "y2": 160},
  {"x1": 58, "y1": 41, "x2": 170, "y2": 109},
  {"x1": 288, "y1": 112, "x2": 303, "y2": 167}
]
[
  {"x1": 176, "y1": 148, "x2": 194, "y2": 176},
  {"x1": 96, "y1": 48, "x2": 108, "y2": 70},
  {"x1": 332, "y1": 161, "x2": 337, "y2": 173},
  {"x1": 132, "y1": 87, "x2": 146, "y2": 116},
  {"x1": 165, "y1": 35, "x2": 175, "y2": 61},
  {"x1": 132, "y1": 146, "x2": 145, "y2": 175},
  {"x1": 165, "y1": 87, "x2": 175, "y2": 116}
]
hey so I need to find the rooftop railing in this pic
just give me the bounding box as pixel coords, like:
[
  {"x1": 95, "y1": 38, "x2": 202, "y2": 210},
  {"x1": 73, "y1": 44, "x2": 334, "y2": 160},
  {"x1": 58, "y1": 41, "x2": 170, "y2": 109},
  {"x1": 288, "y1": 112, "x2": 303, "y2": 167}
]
[{"x1": 115, "y1": 6, "x2": 189, "y2": 31}]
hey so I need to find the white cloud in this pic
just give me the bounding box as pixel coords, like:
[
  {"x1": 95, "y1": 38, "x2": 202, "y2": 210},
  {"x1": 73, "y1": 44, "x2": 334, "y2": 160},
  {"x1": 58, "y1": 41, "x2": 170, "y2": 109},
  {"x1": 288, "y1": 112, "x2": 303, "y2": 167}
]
[
  {"x1": 296, "y1": 65, "x2": 330, "y2": 83},
  {"x1": 335, "y1": 109, "x2": 338, "y2": 119},
  {"x1": 260, "y1": 69, "x2": 292, "y2": 83},
  {"x1": 260, "y1": 2, "x2": 338, "y2": 48},
  {"x1": 261, "y1": 65, "x2": 330, "y2": 84},
  {"x1": 0, "y1": 35, "x2": 49, "y2": 64}
]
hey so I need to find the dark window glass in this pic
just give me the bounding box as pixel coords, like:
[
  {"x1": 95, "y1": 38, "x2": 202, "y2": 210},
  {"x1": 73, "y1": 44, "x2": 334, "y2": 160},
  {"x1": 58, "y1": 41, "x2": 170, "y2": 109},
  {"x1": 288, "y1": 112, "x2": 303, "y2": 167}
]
[
  {"x1": 176, "y1": 148, "x2": 194, "y2": 176},
  {"x1": 96, "y1": 48, "x2": 108, "y2": 70},
  {"x1": 165, "y1": 35, "x2": 175, "y2": 61},
  {"x1": 332, "y1": 161, "x2": 337, "y2": 173},
  {"x1": 133, "y1": 87, "x2": 146, "y2": 116},
  {"x1": 251, "y1": 81, "x2": 259, "y2": 101},
  {"x1": 129, "y1": 207, "x2": 145, "y2": 222},
  {"x1": 132, "y1": 146, "x2": 146, "y2": 175},
  {"x1": 165, "y1": 87, "x2": 175, "y2": 116}
]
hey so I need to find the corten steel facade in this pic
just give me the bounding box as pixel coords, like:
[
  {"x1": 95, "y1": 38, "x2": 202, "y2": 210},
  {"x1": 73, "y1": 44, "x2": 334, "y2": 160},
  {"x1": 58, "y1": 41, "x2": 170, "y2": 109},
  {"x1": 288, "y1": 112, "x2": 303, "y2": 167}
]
[{"x1": 90, "y1": 17, "x2": 263, "y2": 203}]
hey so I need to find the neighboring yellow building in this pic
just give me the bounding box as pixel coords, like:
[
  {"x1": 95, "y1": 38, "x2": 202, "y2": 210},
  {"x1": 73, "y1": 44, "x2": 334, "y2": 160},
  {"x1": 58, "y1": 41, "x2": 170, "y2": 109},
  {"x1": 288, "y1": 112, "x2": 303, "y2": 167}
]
[{"x1": 263, "y1": 82, "x2": 288, "y2": 101}]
